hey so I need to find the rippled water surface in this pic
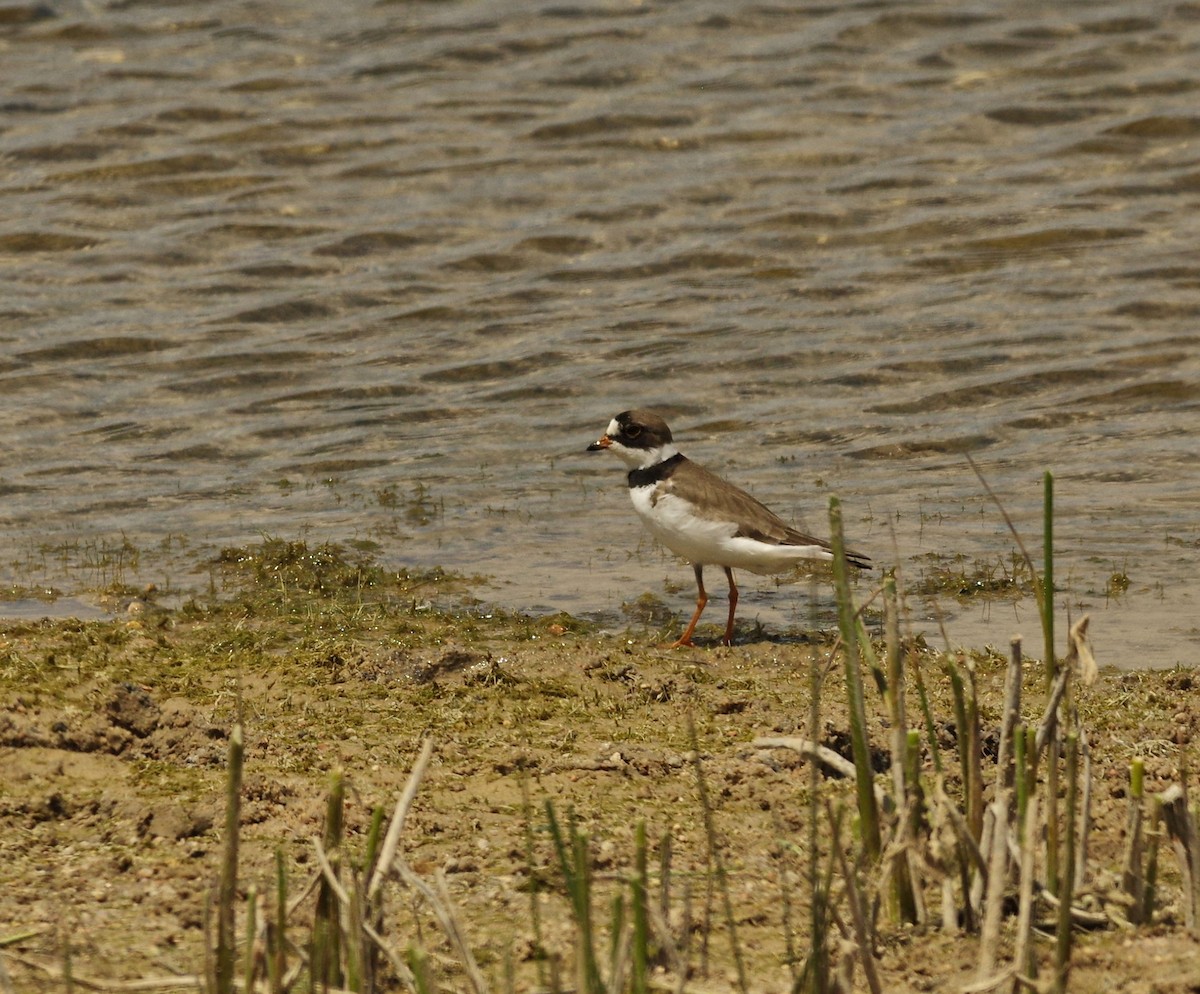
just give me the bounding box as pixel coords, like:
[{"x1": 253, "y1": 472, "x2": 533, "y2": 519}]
[{"x1": 3, "y1": 0, "x2": 1199, "y2": 665}]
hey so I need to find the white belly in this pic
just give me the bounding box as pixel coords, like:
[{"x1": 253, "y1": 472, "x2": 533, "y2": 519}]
[{"x1": 628, "y1": 486, "x2": 833, "y2": 575}]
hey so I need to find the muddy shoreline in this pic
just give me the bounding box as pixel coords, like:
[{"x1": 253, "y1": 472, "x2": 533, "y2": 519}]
[{"x1": 1, "y1": 545, "x2": 1198, "y2": 992}]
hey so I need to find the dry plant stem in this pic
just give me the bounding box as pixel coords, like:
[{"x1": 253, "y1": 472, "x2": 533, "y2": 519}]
[
  {"x1": 1158, "y1": 785, "x2": 1200, "y2": 928},
  {"x1": 885, "y1": 573, "x2": 907, "y2": 802},
  {"x1": 752, "y1": 737, "x2": 853, "y2": 779},
  {"x1": 996, "y1": 638, "x2": 1023, "y2": 793},
  {"x1": 883, "y1": 575, "x2": 920, "y2": 924},
  {"x1": 639, "y1": 888, "x2": 686, "y2": 992},
  {"x1": 828, "y1": 804, "x2": 882, "y2": 994},
  {"x1": 904, "y1": 731, "x2": 928, "y2": 923},
  {"x1": 360, "y1": 920, "x2": 416, "y2": 991},
  {"x1": 773, "y1": 817, "x2": 799, "y2": 983},
  {"x1": 215, "y1": 723, "x2": 244, "y2": 994},
  {"x1": 938, "y1": 784, "x2": 989, "y2": 879},
  {"x1": 1144, "y1": 796, "x2": 1163, "y2": 924},
  {"x1": 1047, "y1": 738, "x2": 1061, "y2": 904},
  {"x1": 687, "y1": 720, "x2": 750, "y2": 994},
  {"x1": 961, "y1": 969, "x2": 1015, "y2": 994},
  {"x1": 1053, "y1": 734, "x2": 1079, "y2": 994},
  {"x1": 1064, "y1": 615, "x2": 1098, "y2": 687},
  {"x1": 397, "y1": 866, "x2": 492, "y2": 994},
  {"x1": 241, "y1": 886, "x2": 257, "y2": 994},
  {"x1": 312, "y1": 838, "x2": 352, "y2": 907},
  {"x1": 1076, "y1": 728, "x2": 1093, "y2": 888},
  {"x1": 1031, "y1": 888, "x2": 1110, "y2": 929},
  {"x1": 1035, "y1": 665, "x2": 1070, "y2": 899},
  {"x1": 935, "y1": 781, "x2": 984, "y2": 933},
  {"x1": 970, "y1": 806, "x2": 994, "y2": 916},
  {"x1": 432, "y1": 870, "x2": 492, "y2": 994},
  {"x1": 944, "y1": 662, "x2": 975, "y2": 839},
  {"x1": 752, "y1": 738, "x2": 895, "y2": 818},
  {"x1": 657, "y1": 833, "x2": 688, "y2": 994},
  {"x1": 1034, "y1": 665, "x2": 1070, "y2": 759},
  {"x1": 272, "y1": 850, "x2": 286, "y2": 994},
  {"x1": 1013, "y1": 726, "x2": 1029, "y2": 846},
  {"x1": 940, "y1": 874, "x2": 956, "y2": 934},
  {"x1": 519, "y1": 773, "x2": 549, "y2": 990},
  {"x1": 368, "y1": 736, "x2": 435, "y2": 901},
  {"x1": 909, "y1": 649, "x2": 944, "y2": 776},
  {"x1": 977, "y1": 788, "x2": 1011, "y2": 983},
  {"x1": 1121, "y1": 760, "x2": 1147, "y2": 922},
  {"x1": 1011, "y1": 796, "x2": 1041, "y2": 991},
  {"x1": 7, "y1": 957, "x2": 205, "y2": 992}
]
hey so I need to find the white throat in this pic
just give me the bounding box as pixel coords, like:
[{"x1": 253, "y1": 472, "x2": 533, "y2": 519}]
[{"x1": 610, "y1": 441, "x2": 679, "y2": 471}]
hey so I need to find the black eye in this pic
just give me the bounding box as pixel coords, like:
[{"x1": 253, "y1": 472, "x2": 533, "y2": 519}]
[{"x1": 625, "y1": 424, "x2": 641, "y2": 438}]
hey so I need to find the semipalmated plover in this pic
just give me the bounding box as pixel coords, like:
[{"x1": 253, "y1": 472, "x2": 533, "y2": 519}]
[{"x1": 588, "y1": 410, "x2": 870, "y2": 647}]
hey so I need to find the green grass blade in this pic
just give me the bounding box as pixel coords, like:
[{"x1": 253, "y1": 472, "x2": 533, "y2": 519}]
[
  {"x1": 311, "y1": 770, "x2": 346, "y2": 990},
  {"x1": 829, "y1": 496, "x2": 881, "y2": 862},
  {"x1": 1042, "y1": 471, "x2": 1055, "y2": 689},
  {"x1": 271, "y1": 849, "x2": 286, "y2": 994},
  {"x1": 631, "y1": 822, "x2": 649, "y2": 994},
  {"x1": 242, "y1": 885, "x2": 257, "y2": 994},
  {"x1": 688, "y1": 718, "x2": 749, "y2": 994},
  {"x1": 544, "y1": 802, "x2": 602, "y2": 994},
  {"x1": 521, "y1": 774, "x2": 549, "y2": 988}
]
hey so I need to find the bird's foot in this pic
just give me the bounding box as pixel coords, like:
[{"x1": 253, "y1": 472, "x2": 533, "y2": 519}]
[{"x1": 669, "y1": 637, "x2": 696, "y2": 649}]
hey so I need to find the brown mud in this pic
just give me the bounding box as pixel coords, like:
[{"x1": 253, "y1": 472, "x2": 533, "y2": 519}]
[{"x1": 1, "y1": 553, "x2": 1198, "y2": 992}]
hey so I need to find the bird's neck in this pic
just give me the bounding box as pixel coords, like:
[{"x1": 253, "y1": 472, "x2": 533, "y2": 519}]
[
  {"x1": 627, "y1": 450, "x2": 684, "y2": 488},
  {"x1": 634, "y1": 442, "x2": 678, "y2": 469}
]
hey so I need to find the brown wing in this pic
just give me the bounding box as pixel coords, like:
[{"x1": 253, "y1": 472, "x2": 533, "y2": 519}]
[{"x1": 663, "y1": 458, "x2": 872, "y2": 567}]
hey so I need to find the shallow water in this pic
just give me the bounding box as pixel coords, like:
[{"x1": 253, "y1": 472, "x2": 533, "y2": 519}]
[{"x1": 2, "y1": 0, "x2": 1198, "y2": 666}]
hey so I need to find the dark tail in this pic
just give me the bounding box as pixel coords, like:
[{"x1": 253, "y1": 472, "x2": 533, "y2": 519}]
[{"x1": 844, "y1": 547, "x2": 872, "y2": 570}]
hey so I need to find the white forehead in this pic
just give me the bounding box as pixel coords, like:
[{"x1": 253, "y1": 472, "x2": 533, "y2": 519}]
[{"x1": 606, "y1": 417, "x2": 621, "y2": 437}]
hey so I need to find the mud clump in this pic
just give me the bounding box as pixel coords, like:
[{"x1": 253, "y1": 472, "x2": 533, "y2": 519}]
[{"x1": 105, "y1": 682, "x2": 161, "y2": 738}]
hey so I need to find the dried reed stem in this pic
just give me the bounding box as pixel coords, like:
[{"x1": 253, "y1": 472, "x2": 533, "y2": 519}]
[
  {"x1": 977, "y1": 788, "x2": 1010, "y2": 982},
  {"x1": 215, "y1": 723, "x2": 244, "y2": 994},
  {"x1": 1053, "y1": 733, "x2": 1079, "y2": 994},
  {"x1": 1121, "y1": 760, "x2": 1147, "y2": 922},
  {"x1": 828, "y1": 803, "x2": 882, "y2": 994},
  {"x1": 687, "y1": 721, "x2": 749, "y2": 994},
  {"x1": 1011, "y1": 796, "x2": 1041, "y2": 989},
  {"x1": 996, "y1": 638, "x2": 1023, "y2": 793},
  {"x1": 1158, "y1": 785, "x2": 1200, "y2": 928},
  {"x1": 1075, "y1": 728, "x2": 1093, "y2": 888},
  {"x1": 367, "y1": 737, "x2": 435, "y2": 901}
]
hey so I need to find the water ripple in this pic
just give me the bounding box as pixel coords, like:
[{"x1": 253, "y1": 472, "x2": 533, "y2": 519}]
[{"x1": 1, "y1": 0, "x2": 1198, "y2": 664}]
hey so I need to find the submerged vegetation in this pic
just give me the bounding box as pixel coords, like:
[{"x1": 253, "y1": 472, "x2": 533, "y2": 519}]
[
  {"x1": 0, "y1": 483, "x2": 1197, "y2": 993},
  {"x1": 912, "y1": 550, "x2": 1038, "y2": 602}
]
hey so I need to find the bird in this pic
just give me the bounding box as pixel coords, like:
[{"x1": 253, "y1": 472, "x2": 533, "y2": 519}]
[{"x1": 587, "y1": 409, "x2": 870, "y2": 647}]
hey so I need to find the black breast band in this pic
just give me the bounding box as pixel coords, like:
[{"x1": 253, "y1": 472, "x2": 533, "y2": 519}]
[{"x1": 628, "y1": 452, "x2": 684, "y2": 489}]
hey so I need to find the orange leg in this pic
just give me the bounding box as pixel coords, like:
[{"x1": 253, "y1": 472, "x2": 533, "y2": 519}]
[
  {"x1": 671, "y1": 564, "x2": 707, "y2": 648},
  {"x1": 721, "y1": 567, "x2": 738, "y2": 646}
]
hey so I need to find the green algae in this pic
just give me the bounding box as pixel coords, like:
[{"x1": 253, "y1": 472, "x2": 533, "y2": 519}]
[{"x1": 912, "y1": 550, "x2": 1037, "y2": 602}]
